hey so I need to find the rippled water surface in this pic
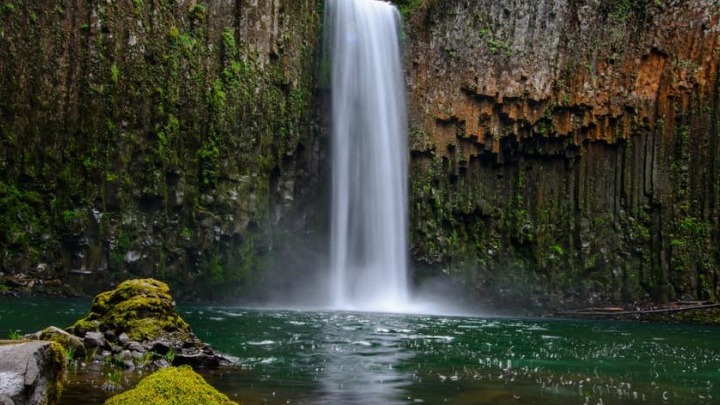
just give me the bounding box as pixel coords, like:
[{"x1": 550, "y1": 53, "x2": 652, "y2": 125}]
[{"x1": 1, "y1": 298, "x2": 719, "y2": 404}]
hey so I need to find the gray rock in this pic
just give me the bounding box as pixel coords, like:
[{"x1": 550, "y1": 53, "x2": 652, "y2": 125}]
[
  {"x1": 117, "y1": 350, "x2": 133, "y2": 363},
  {"x1": 118, "y1": 333, "x2": 130, "y2": 346},
  {"x1": 152, "y1": 359, "x2": 170, "y2": 369},
  {"x1": 126, "y1": 341, "x2": 144, "y2": 353},
  {"x1": 83, "y1": 331, "x2": 106, "y2": 350},
  {"x1": 0, "y1": 341, "x2": 64, "y2": 405}
]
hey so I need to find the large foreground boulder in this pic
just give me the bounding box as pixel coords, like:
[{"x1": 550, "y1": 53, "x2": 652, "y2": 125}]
[
  {"x1": 103, "y1": 365, "x2": 238, "y2": 405},
  {"x1": 0, "y1": 341, "x2": 65, "y2": 405},
  {"x1": 67, "y1": 278, "x2": 230, "y2": 369}
]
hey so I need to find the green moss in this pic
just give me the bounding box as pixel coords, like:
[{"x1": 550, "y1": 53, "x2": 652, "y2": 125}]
[
  {"x1": 110, "y1": 63, "x2": 119, "y2": 83},
  {"x1": 189, "y1": 4, "x2": 206, "y2": 23},
  {"x1": 0, "y1": 181, "x2": 46, "y2": 248},
  {"x1": 37, "y1": 327, "x2": 85, "y2": 359},
  {"x1": 104, "y1": 365, "x2": 237, "y2": 405},
  {"x1": 396, "y1": 0, "x2": 423, "y2": 17},
  {"x1": 71, "y1": 279, "x2": 190, "y2": 342},
  {"x1": 46, "y1": 341, "x2": 67, "y2": 404}
]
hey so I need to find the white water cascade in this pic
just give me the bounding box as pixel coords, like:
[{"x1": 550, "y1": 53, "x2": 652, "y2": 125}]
[{"x1": 327, "y1": 0, "x2": 410, "y2": 311}]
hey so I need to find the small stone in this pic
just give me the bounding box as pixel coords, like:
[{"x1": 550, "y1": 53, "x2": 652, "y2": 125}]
[
  {"x1": 131, "y1": 351, "x2": 145, "y2": 360},
  {"x1": 118, "y1": 333, "x2": 130, "y2": 346},
  {"x1": 84, "y1": 331, "x2": 106, "y2": 350},
  {"x1": 153, "y1": 359, "x2": 170, "y2": 369},
  {"x1": 127, "y1": 341, "x2": 144, "y2": 353},
  {"x1": 118, "y1": 350, "x2": 133, "y2": 363}
]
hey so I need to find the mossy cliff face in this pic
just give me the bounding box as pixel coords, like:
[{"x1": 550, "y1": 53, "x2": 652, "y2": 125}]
[
  {"x1": 0, "y1": 0, "x2": 325, "y2": 298},
  {"x1": 404, "y1": 0, "x2": 720, "y2": 309}
]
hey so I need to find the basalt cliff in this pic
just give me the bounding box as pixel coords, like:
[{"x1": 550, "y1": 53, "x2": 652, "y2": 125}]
[
  {"x1": 403, "y1": 0, "x2": 720, "y2": 309},
  {"x1": 2, "y1": 0, "x2": 720, "y2": 311},
  {"x1": 0, "y1": 0, "x2": 324, "y2": 299}
]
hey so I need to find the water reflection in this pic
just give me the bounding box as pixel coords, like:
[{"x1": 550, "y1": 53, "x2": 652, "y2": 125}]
[{"x1": 308, "y1": 312, "x2": 413, "y2": 404}]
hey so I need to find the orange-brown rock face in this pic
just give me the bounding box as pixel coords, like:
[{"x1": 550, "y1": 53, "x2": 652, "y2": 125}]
[{"x1": 405, "y1": 0, "x2": 720, "y2": 309}]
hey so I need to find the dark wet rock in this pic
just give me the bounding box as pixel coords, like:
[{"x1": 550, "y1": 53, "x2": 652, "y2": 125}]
[
  {"x1": 173, "y1": 352, "x2": 221, "y2": 369},
  {"x1": 149, "y1": 341, "x2": 171, "y2": 355},
  {"x1": 0, "y1": 341, "x2": 65, "y2": 405}
]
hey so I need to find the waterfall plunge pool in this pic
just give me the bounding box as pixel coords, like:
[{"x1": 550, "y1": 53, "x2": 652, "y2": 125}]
[{"x1": 1, "y1": 298, "x2": 719, "y2": 404}]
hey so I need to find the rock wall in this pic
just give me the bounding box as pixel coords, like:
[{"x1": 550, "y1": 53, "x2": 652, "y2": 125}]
[
  {"x1": 404, "y1": 0, "x2": 720, "y2": 309},
  {"x1": 0, "y1": 0, "x2": 326, "y2": 299}
]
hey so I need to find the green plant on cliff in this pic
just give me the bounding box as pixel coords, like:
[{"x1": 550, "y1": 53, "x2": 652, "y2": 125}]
[
  {"x1": 0, "y1": 181, "x2": 44, "y2": 248},
  {"x1": 197, "y1": 138, "x2": 221, "y2": 189},
  {"x1": 397, "y1": 0, "x2": 423, "y2": 17},
  {"x1": 189, "y1": 4, "x2": 206, "y2": 23}
]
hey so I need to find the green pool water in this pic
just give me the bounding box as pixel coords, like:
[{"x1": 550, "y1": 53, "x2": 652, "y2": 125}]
[{"x1": 1, "y1": 298, "x2": 718, "y2": 404}]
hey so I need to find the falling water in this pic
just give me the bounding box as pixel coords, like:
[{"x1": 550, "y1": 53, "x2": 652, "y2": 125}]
[{"x1": 327, "y1": 0, "x2": 409, "y2": 311}]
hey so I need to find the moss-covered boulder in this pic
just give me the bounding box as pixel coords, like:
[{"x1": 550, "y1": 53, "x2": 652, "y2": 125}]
[
  {"x1": 103, "y1": 365, "x2": 238, "y2": 405},
  {"x1": 24, "y1": 326, "x2": 86, "y2": 359},
  {"x1": 68, "y1": 278, "x2": 231, "y2": 369},
  {"x1": 70, "y1": 278, "x2": 190, "y2": 342}
]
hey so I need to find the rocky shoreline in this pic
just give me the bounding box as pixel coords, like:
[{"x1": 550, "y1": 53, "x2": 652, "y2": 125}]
[{"x1": 1, "y1": 278, "x2": 236, "y2": 404}]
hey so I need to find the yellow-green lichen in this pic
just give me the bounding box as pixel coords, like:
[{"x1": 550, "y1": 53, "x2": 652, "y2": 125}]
[
  {"x1": 37, "y1": 326, "x2": 85, "y2": 358},
  {"x1": 46, "y1": 341, "x2": 67, "y2": 403},
  {"x1": 104, "y1": 365, "x2": 238, "y2": 405},
  {"x1": 71, "y1": 278, "x2": 190, "y2": 341}
]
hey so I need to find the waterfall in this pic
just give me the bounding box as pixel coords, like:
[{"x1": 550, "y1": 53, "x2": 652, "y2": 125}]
[{"x1": 326, "y1": 0, "x2": 409, "y2": 311}]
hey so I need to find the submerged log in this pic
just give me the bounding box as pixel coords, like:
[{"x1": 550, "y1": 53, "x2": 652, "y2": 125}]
[{"x1": 556, "y1": 302, "x2": 720, "y2": 324}]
